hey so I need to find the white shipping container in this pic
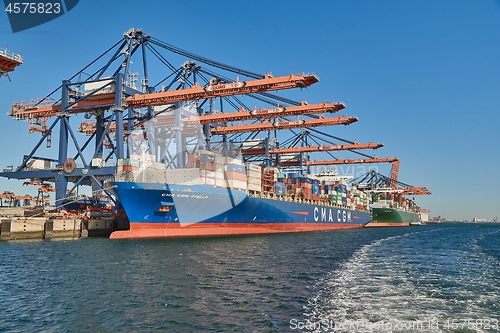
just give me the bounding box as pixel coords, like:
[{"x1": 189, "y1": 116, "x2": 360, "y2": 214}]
[
  {"x1": 215, "y1": 171, "x2": 225, "y2": 180},
  {"x1": 247, "y1": 177, "x2": 261, "y2": 186},
  {"x1": 248, "y1": 183, "x2": 261, "y2": 192},
  {"x1": 130, "y1": 153, "x2": 156, "y2": 162},
  {"x1": 264, "y1": 167, "x2": 280, "y2": 173},
  {"x1": 215, "y1": 178, "x2": 227, "y2": 187},
  {"x1": 83, "y1": 78, "x2": 115, "y2": 94},
  {"x1": 215, "y1": 156, "x2": 226, "y2": 165},
  {"x1": 246, "y1": 163, "x2": 262, "y2": 172},
  {"x1": 203, "y1": 177, "x2": 216, "y2": 186},
  {"x1": 140, "y1": 161, "x2": 160, "y2": 169},
  {"x1": 153, "y1": 161, "x2": 166, "y2": 170},
  {"x1": 226, "y1": 157, "x2": 243, "y2": 165},
  {"x1": 200, "y1": 170, "x2": 215, "y2": 178},
  {"x1": 227, "y1": 179, "x2": 247, "y2": 189},
  {"x1": 91, "y1": 158, "x2": 104, "y2": 168},
  {"x1": 29, "y1": 159, "x2": 51, "y2": 170},
  {"x1": 246, "y1": 170, "x2": 261, "y2": 179}
]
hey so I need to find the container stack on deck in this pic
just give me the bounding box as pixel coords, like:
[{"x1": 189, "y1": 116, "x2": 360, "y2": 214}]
[{"x1": 246, "y1": 164, "x2": 262, "y2": 192}]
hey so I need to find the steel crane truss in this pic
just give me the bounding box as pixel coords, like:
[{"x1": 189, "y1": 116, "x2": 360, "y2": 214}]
[{"x1": 350, "y1": 170, "x2": 431, "y2": 195}]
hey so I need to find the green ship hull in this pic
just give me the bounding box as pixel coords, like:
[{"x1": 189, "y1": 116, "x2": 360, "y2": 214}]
[{"x1": 367, "y1": 207, "x2": 420, "y2": 227}]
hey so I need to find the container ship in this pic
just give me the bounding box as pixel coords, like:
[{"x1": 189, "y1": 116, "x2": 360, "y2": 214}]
[
  {"x1": 109, "y1": 151, "x2": 371, "y2": 239},
  {"x1": 368, "y1": 204, "x2": 420, "y2": 227},
  {"x1": 352, "y1": 171, "x2": 429, "y2": 227},
  {"x1": 368, "y1": 191, "x2": 420, "y2": 227}
]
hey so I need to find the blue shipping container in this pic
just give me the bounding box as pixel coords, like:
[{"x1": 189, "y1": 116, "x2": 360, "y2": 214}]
[
  {"x1": 312, "y1": 184, "x2": 320, "y2": 196},
  {"x1": 288, "y1": 173, "x2": 302, "y2": 178},
  {"x1": 200, "y1": 153, "x2": 214, "y2": 162},
  {"x1": 275, "y1": 182, "x2": 285, "y2": 195},
  {"x1": 226, "y1": 164, "x2": 246, "y2": 174}
]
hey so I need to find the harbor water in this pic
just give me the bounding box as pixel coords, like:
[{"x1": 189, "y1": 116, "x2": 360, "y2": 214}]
[{"x1": 1, "y1": 223, "x2": 499, "y2": 332}]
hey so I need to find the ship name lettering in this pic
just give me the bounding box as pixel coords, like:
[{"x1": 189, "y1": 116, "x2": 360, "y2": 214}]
[
  {"x1": 161, "y1": 193, "x2": 173, "y2": 197},
  {"x1": 314, "y1": 207, "x2": 337, "y2": 222},
  {"x1": 321, "y1": 208, "x2": 327, "y2": 221},
  {"x1": 190, "y1": 194, "x2": 208, "y2": 199},
  {"x1": 315, "y1": 207, "x2": 350, "y2": 223}
]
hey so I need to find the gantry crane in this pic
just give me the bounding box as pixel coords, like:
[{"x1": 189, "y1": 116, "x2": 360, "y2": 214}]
[{"x1": 350, "y1": 169, "x2": 431, "y2": 195}]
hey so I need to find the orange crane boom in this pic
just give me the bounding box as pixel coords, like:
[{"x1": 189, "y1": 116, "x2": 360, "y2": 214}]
[
  {"x1": 399, "y1": 186, "x2": 431, "y2": 195},
  {"x1": 279, "y1": 156, "x2": 398, "y2": 167},
  {"x1": 78, "y1": 101, "x2": 345, "y2": 134},
  {"x1": 211, "y1": 116, "x2": 358, "y2": 135},
  {"x1": 242, "y1": 142, "x2": 383, "y2": 156},
  {"x1": 9, "y1": 74, "x2": 320, "y2": 120},
  {"x1": 127, "y1": 74, "x2": 319, "y2": 108},
  {"x1": 197, "y1": 101, "x2": 345, "y2": 124}
]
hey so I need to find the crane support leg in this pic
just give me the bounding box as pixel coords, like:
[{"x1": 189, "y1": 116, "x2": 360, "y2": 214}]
[
  {"x1": 55, "y1": 80, "x2": 71, "y2": 205},
  {"x1": 114, "y1": 74, "x2": 125, "y2": 160}
]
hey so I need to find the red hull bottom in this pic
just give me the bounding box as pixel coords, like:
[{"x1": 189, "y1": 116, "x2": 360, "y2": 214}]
[
  {"x1": 110, "y1": 222, "x2": 366, "y2": 239},
  {"x1": 365, "y1": 222, "x2": 410, "y2": 227}
]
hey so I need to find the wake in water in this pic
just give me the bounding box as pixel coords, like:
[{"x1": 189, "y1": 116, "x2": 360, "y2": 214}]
[{"x1": 300, "y1": 225, "x2": 500, "y2": 332}]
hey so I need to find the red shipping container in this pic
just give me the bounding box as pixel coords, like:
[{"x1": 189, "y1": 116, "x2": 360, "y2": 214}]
[
  {"x1": 200, "y1": 161, "x2": 215, "y2": 171},
  {"x1": 224, "y1": 171, "x2": 247, "y2": 182}
]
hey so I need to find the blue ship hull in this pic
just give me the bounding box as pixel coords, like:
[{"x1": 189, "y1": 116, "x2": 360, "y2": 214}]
[{"x1": 109, "y1": 182, "x2": 371, "y2": 239}]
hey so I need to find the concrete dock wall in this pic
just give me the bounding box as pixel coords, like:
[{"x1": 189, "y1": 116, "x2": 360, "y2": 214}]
[{"x1": 0, "y1": 217, "x2": 128, "y2": 241}]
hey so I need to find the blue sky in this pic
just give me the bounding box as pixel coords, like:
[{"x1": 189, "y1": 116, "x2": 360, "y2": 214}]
[{"x1": 1, "y1": 0, "x2": 499, "y2": 220}]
